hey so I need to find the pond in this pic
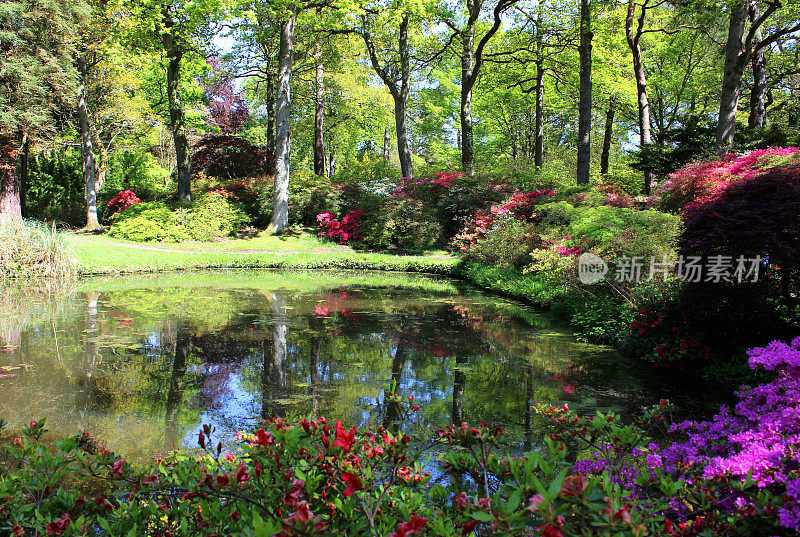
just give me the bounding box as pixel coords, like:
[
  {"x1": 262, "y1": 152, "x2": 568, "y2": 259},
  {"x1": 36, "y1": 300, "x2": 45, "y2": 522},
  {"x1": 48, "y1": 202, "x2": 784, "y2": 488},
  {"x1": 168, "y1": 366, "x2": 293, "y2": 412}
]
[{"x1": 0, "y1": 270, "x2": 696, "y2": 462}]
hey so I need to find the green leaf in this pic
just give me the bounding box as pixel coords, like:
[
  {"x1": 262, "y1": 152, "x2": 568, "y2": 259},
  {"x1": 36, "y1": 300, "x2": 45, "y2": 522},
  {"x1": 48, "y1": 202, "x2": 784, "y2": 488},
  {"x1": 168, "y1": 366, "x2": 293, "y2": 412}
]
[
  {"x1": 471, "y1": 510, "x2": 495, "y2": 523},
  {"x1": 506, "y1": 486, "x2": 523, "y2": 513}
]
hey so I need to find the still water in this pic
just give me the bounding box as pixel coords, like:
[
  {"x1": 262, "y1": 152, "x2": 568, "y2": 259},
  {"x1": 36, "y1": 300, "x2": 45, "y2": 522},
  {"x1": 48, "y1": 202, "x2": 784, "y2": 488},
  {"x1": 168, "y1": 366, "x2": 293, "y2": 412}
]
[{"x1": 0, "y1": 270, "x2": 680, "y2": 461}]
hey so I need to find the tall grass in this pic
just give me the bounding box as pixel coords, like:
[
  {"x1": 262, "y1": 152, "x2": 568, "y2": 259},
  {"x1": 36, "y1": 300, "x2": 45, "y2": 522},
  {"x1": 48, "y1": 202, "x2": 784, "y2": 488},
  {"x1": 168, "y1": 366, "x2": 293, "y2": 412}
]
[{"x1": 0, "y1": 220, "x2": 77, "y2": 283}]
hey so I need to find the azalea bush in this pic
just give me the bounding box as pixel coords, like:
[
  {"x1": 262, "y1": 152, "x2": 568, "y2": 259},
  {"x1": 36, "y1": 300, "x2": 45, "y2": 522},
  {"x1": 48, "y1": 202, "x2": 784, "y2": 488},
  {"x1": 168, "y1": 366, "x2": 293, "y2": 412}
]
[
  {"x1": 108, "y1": 193, "x2": 250, "y2": 243},
  {"x1": 657, "y1": 147, "x2": 800, "y2": 213},
  {"x1": 2, "y1": 337, "x2": 800, "y2": 536}
]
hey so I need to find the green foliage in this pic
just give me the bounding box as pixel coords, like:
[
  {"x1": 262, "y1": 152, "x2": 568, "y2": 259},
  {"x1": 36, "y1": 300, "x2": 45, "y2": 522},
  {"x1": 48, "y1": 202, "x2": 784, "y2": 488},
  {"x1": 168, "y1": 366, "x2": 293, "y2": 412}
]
[
  {"x1": 24, "y1": 149, "x2": 85, "y2": 226},
  {"x1": 462, "y1": 218, "x2": 541, "y2": 270},
  {"x1": 565, "y1": 207, "x2": 679, "y2": 260},
  {"x1": 108, "y1": 193, "x2": 250, "y2": 243},
  {"x1": 99, "y1": 150, "x2": 169, "y2": 218},
  {"x1": 287, "y1": 168, "x2": 341, "y2": 227},
  {"x1": 0, "y1": 220, "x2": 76, "y2": 281}
]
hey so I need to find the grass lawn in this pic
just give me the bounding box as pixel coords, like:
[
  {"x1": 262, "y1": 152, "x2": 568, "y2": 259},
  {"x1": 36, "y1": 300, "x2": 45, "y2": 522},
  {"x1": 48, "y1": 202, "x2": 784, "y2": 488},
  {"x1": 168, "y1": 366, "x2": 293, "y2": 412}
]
[{"x1": 67, "y1": 230, "x2": 458, "y2": 276}]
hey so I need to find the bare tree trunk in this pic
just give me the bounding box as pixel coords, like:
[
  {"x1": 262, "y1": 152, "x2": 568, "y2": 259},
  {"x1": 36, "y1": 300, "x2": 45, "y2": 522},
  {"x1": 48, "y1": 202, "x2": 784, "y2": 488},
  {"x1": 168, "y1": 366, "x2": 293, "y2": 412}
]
[
  {"x1": 383, "y1": 341, "x2": 407, "y2": 432},
  {"x1": 266, "y1": 70, "x2": 276, "y2": 160},
  {"x1": 716, "y1": 0, "x2": 750, "y2": 148},
  {"x1": 270, "y1": 7, "x2": 297, "y2": 235},
  {"x1": 19, "y1": 136, "x2": 28, "y2": 219},
  {"x1": 0, "y1": 137, "x2": 22, "y2": 222},
  {"x1": 460, "y1": 25, "x2": 475, "y2": 176},
  {"x1": 78, "y1": 58, "x2": 101, "y2": 231},
  {"x1": 601, "y1": 96, "x2": 615, "y2": 177},
  {"x1": 534, "y1": 60, "x2": 545, "y2": 169},
  {"x1": 452, "y1": 354, "x2": 466, "y2": 424},
  {"x1": 163, "y1": 7, "x2": 191, "y2": 201},
  {"x1": 313, "y1": 42, "x2": 325, "y2": 176},
  {"x1": 626, "y1": 0, "x2": 653, "y2": 194},
  {"x1": 383, "y1": 127, "x2": 390, "y2": 163},
  {"x1": 748, "y1": 3, "x2": 767, "y2": 129},
  {"x1": 576, "y1": 0, "x2": 592, "y2": 185}
]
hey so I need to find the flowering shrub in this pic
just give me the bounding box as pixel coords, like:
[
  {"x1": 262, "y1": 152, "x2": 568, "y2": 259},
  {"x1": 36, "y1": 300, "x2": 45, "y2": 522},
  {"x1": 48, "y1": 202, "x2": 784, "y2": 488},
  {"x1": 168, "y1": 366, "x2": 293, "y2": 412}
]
[
  {"x1": 316, "y1": 209, "x2": 363, "y2": 244},
  {"x1": 452, "y1": 190, "x2": 554, "y2": 251},
  {"x1": 3, "y1": 338, "x2": 800, "y2": 536},
  {"x1": 105, "y1": 190, "x2": 141, "y2": 216},
  {"x1": 657, "y1": 147, "x2": 800, "y2": 213}
]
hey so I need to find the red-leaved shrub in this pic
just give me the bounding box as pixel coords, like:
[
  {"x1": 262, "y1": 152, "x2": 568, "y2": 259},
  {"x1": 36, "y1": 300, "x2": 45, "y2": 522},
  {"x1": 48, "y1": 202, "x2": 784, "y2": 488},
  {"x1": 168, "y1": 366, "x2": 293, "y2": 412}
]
[{"x1": 106, "y1": 190, "x2": 141, "y2": 216}]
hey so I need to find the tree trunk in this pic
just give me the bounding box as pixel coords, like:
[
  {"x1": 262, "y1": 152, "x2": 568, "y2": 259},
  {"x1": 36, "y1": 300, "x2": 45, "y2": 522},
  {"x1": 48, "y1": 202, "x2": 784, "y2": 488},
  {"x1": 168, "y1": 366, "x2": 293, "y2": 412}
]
[
  {"x1": 270, "y1": 8, "x2": 297, "y2": 235},
  {"x1": 383, "y1": 127, "x2": 390, "y2": 163},
  {"x1": 163, "y1": 8, "x2": 191, "y2": 201},
  {"x1": 748, "y1": 3, "x2": 767, "y2": 129},
  {"x1": 576, "y1": 0, "x2": 592, "y2": 185},
  {"x1": 460, "y1": 26, "x2": 475, "y2": 176},
  {"x1": 313, "y1": 42, "x2": 325, "y2": 176},
  {"x1": 601, "y1": 96, "x2": 615, "y2": 177},
  {"x1": 383, "y1": 341, "x2": 407, "y2": 432},
  {"x1": 266, "y1": 70, "x2": 276, "y2": 161},
  {"x1": 0, "y1": 137, "x2": 22, "y2": 222},
  {"x1": 452, "y1": 354, "x2": 466, "y2": 424},
  {"x1": 396, "y1": 16, "x2": 413, "y2": 180},
  {"x1": 78, "y1": 58, "x2": 101, "y2": 231},
  {"x1": 716, "y1": 0, "x2": 750, "y2": 148},
  {"x1": 19, "y1": 136, "x2": 28, "y2": 219},
  {"x1": 534, "y1": 60, "x2": 545, "y2": 169},
  {"x1": 626, "y1": 0, "x2": 653, "y2": 194}
]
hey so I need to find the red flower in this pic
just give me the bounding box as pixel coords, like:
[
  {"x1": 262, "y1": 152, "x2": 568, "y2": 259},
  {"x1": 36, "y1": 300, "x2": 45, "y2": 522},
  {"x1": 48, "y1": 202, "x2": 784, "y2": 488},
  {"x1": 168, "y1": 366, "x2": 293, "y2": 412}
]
[
  {"x1": 462, "y1": 519, "x2": 477, "y2": 536},
  {"x1": 334, "y1": 421, "x2": 356, "y2": 452},
  {"x1": 46, "y1": 514, "x2": 70, "y2": 536},
  {"x1": 235, "y1": 464, "x2": 250, "y2": 485},
  {"x1": 390, "y1": 515, "x2": 428, "y2": 537},
  {"x1": 111, "y1": 459, "x2": 126, "y2": 477},
  {"x1": 341, "y1": 472, "x2": 363, "y2": 497},
  {"x1": 255, "y1": 426, "x2": 274, "y2": 447},
  {"x1": 216, "y1": 474, "x2": 231, "y2": 487},
  {"x1": 12, "y1": 525, "x2": 24, "y2": 536}
]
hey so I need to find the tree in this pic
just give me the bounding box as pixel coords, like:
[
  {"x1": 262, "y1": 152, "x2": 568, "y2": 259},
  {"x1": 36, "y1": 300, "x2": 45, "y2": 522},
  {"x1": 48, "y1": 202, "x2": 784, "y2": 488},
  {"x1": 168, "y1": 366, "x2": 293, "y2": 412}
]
[
  {"x1": 0, "y1": 0, "x2": 89, "y2": 221},
  {"x1": 271, "y1": 4, "x2": 300, "y2": 234},
  {"x1": 359, "y1": 10, "x2": 416, "y2": 180},
  {"x1": 716, "y1": 0, "x2": 800, "y2": 148},
  {"x1": 440, "y1": 0, "x2": 521, "y2": 175},
  {"x1": 576, "y1": 0, "x2": 592, "y2": 185}
]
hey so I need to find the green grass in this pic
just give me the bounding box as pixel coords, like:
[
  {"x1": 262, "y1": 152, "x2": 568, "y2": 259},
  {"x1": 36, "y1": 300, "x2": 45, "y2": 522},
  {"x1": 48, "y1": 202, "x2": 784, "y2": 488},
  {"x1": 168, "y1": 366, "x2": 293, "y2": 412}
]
[{"x1": 68, "y1": 232, "x2": 458, "y2": 276}]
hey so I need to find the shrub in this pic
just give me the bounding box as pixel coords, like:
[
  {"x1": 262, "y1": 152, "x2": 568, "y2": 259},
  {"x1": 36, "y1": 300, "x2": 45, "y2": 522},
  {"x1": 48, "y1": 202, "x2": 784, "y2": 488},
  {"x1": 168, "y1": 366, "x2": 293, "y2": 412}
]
[
  {"x1": 105, "y1": 190, "x2": 141, "y2": 216},
  {"x1": 317, "y1": 209, "x2": 362, "y2": 244},
  {"x1": 108, "y1": 193, "x2": 250, "y2": 243},
  {"x1": 462, "y1": 218, "x2": 542, "y2": 270},
  {"x1": 674, "y1": 163, "x2": 800, "y2": 360},
  {"x1": 288, "y1": 169, "x2": 341, "y2": 227},
  {"x1": 657, "y1": 147, "x2": 800, "y2": 213},
  {"x1": 190, "y1": 134, "x2": 275, "y2": 178}
]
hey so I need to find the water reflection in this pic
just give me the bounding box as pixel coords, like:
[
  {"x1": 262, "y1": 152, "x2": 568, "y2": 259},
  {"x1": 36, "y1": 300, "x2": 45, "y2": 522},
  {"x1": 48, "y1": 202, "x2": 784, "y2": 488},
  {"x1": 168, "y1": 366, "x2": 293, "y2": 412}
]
[{"x1": 0, "y1": 271, "x2": 673, "y2": 462}]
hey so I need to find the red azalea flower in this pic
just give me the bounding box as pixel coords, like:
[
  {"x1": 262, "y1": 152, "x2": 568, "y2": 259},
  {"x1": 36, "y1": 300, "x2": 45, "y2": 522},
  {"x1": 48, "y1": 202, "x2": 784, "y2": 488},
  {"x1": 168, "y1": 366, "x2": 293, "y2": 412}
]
[
  {"x1": 390, "y1": 515, "x2": 428, "y2": 537},
  {"x1": 235, "y1": 464, "x2": 250, "y2": 485},
  {"x1": 255, "y1": 426, "x2": 274, "y2": 447},
  {"x1": 341, "y1": 471, "x2": 363, "y2": 497},
  {"x1": 111, "y1": 459, "x2": 126, "y2": 477},
  {"x1": 462, "y1": 519, "x2": 477, "y2": 536},
  {"x1": 12, "y1": 524, "x2": 24, "y2": 536},
  {"x1": 334, "y1": 421, "x2": 356, "y2": 452},
  {"x1": 46, "y1": 514, "x2": 70, "y2": 536}
]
